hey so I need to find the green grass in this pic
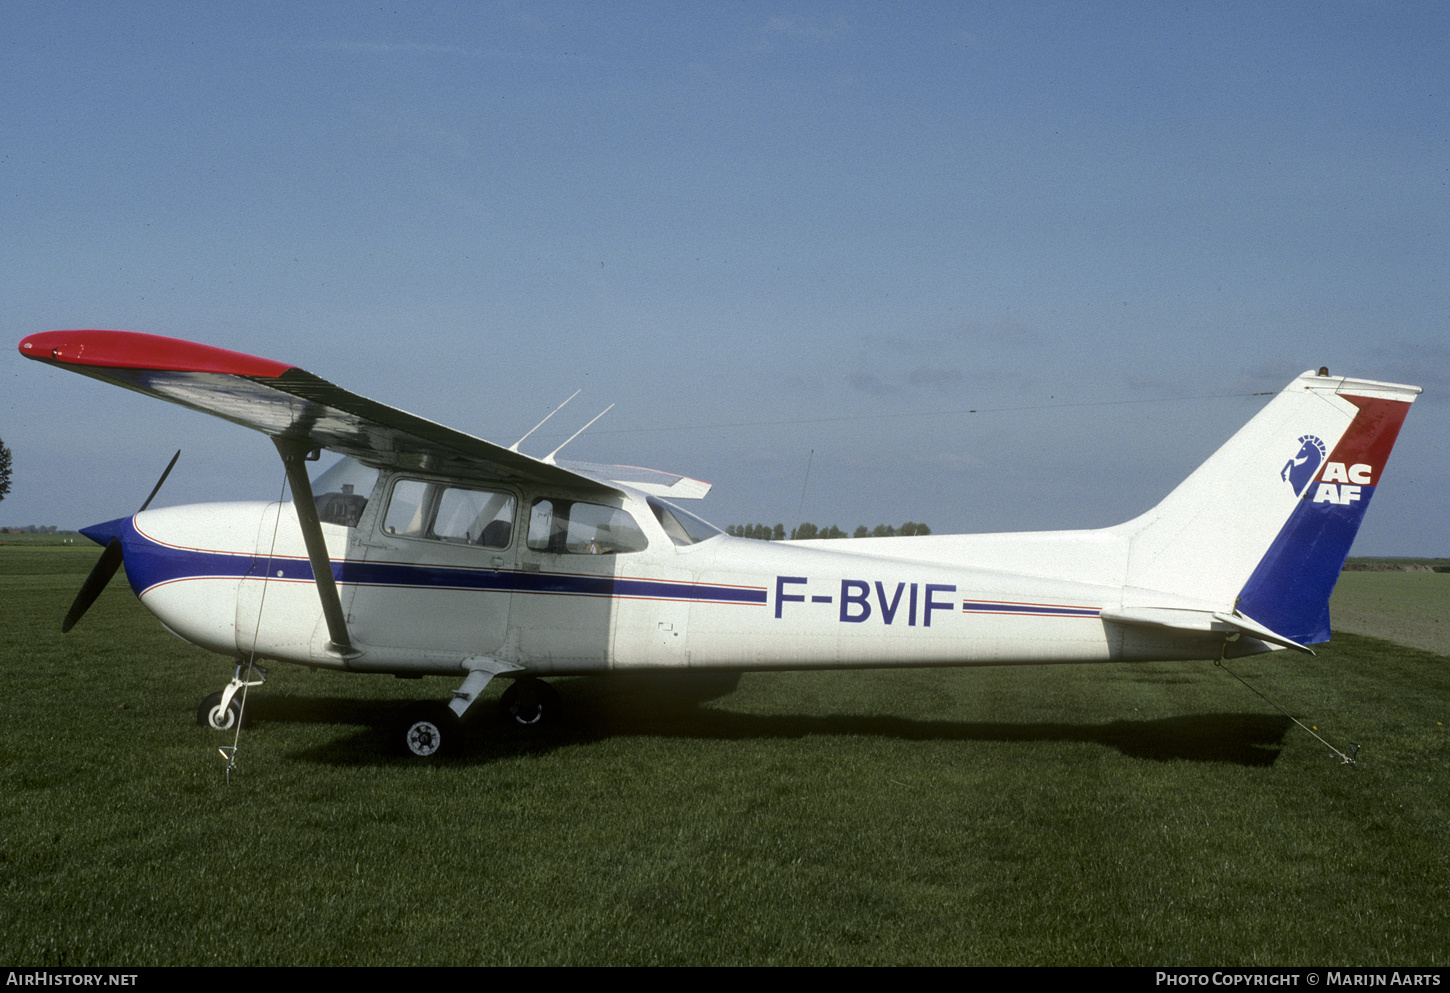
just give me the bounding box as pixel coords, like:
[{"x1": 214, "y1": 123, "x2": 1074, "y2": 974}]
[
  {"x1": 0, "y1": 532, "x2": 84, "y2": 547},
  {"x1": 1344, "y1": 557, "x2": 1450, "y2": 570},
  {"x1": 1330, "y1": 571, "x2": 1450, "y2": 657},
  {"x1": 2, "y1": 548, "x2": 1447, "y2": 965}
]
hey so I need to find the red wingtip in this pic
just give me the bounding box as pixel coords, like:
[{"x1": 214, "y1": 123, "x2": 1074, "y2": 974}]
[{"x1": 19, "y1": 330, "x2": 295, "y2": 378}]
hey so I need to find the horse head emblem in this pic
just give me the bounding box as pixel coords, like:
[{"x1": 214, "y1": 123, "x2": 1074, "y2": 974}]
[{"x1": 1281, "y1": 434, "x2": 1326, "y2": 496}]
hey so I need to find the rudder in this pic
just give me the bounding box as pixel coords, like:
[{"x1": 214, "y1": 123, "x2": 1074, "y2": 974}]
[
  {"x1": 1234, "y1": 388, "x2": 1416, "y2": 644},
  {"x1": 1118, "y1": 371, "x2": 1418, "y2": 647}
]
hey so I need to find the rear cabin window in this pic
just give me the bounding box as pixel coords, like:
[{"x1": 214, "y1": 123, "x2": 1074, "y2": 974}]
[
  {"x1": 383, "y1": 480, "x2": 516, "y2": 548},
  {"x1": 648, "y1": 497, "x2": 723, "y2": 546},
  {"x1": 527, "y1": 499, "x2": 648, "y2": 554}
]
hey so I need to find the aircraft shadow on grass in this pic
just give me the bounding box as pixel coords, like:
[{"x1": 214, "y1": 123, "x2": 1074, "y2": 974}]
[{"x1": 236, "y1": 673, "x2": 1294, "y2": 768}]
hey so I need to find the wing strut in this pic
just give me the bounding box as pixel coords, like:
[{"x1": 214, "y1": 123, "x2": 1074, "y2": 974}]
[{"x1": 274, "y1": 438, "x2": 354, "y2": 655}]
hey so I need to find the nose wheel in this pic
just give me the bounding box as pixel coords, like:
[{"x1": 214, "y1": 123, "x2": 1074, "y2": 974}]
[
  {"x1": 197, "y1": 661, "x2": 266, "y2": 730},
  {"x1": 198, "y1": 691, "x2": 244, "y2": 730}
]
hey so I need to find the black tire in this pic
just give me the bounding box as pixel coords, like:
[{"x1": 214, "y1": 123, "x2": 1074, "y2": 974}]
[
  {"x1": 400, "y1": 701, "x2": 464, "y2": 759},
  {"x1": 500, "y1": 678, "x2": 561, "y2": 729},
  {"x1": 197, "y1": 690, "x2": 245, "y2": 730}
]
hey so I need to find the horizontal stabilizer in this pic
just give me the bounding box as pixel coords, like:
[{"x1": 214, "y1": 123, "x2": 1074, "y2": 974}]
[{"x1": 1100, "y1": 605, "x2": 1314, "y2": 655}]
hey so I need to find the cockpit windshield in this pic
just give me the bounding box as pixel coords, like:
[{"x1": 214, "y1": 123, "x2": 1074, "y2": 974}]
[
  {"x1": 648, "y1": 497, "x2": 723, "y2": 546},
  {"x1": 311, "y1": 457, "x2": 379, "y2": 528}
]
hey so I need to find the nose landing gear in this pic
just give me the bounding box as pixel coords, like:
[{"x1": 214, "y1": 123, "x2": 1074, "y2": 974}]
[{"x1": 197, "y1": 661, "x2": 267, "y2": 730}]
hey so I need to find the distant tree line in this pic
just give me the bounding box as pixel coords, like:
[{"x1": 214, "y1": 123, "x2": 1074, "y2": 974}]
[{"x1": 726, "y1": 521, "x2": 931, "y2": 541}]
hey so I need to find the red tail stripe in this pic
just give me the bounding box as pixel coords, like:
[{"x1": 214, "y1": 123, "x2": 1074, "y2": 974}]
[{"x1": 1313, "y1": 395, "x2": 1413, "y2": 488}]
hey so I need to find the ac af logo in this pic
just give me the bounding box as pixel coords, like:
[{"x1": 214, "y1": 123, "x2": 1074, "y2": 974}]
[{"x1": 1281, "y1": 435, "x2": 1326, "y2": 497}]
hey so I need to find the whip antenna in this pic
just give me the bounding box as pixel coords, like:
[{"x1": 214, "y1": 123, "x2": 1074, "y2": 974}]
[
  {"x1": 511, "y1": 390, "x2": 581, "y2": 453},
  {"x1": 544, "y1": 404, "x2": 615, "y2": 464},
  {"x1": 797, "y1": 448, "x2": 814, "y2": 529}
]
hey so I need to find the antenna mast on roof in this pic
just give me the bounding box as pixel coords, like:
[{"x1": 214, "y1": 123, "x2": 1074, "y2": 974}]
[
  {"x1": 544, "y1": 404, "x2": 615, "y2": 465},
  {"x1": 510, "y1": 390, "x2": 580, "y2": 453}
]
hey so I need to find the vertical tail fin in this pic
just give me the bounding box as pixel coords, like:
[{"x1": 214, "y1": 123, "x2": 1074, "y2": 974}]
[{"x1": 1119, "y1": 371, "x2": 1419, "y2": 645}]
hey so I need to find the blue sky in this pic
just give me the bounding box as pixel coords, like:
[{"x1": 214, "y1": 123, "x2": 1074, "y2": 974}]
[{"x1": 3, "y1": 2, "x2": 1446, "y2": 554}]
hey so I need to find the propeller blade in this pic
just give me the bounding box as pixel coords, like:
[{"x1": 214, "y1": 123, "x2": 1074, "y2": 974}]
[
  {"x1": 138, "y1": 450, "x2": 180, "y2": 513},
  {"x1": 63, "y1": 451, "x2": 180, "y2": 634},
  {"x1": 62, "y1": 538, "x2": 124, "y2": 633}
]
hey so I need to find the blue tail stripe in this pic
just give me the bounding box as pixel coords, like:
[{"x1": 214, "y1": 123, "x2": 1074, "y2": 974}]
[{"x1": 1235, "y1": 486, "x2": 1376, "y2": 645}]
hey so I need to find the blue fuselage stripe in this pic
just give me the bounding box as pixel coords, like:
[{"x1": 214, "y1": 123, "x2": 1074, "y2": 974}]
[
  {"x1": 961, "y1": 601, "x2": 1100, "y2": 617},
  {"x1": 119, "y1": 527, "x2": 766, "y2": 606}
]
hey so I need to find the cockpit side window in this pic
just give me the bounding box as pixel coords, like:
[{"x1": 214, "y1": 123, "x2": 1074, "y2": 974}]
[
  {"x1": 527, "y1": 498, "x2": 648, "y2": 554},
  {"x1": 434, "y1": 487, "x2": 515, "y2": 546},
  {"x1": 383, "y1": 479, "x2": 516, "y2": 548}
]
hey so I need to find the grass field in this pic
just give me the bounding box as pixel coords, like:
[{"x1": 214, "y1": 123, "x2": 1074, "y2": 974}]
[
  {"x1": 1330, "y1": 571, "x2": 1450, "y2": 658},
  {"x1": 1, "y1": 545, "x2": 1446, "y2": 965}
]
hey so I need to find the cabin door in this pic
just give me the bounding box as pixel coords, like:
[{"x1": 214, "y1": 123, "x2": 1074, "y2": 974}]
[{"x1": 346, "y1": 477, "x2": 519, "y2": 656}]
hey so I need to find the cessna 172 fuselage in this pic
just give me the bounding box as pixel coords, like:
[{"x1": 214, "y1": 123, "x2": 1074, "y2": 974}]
[{"x1": 19, "y1": 330, "x2": 1420, "y2": 758}]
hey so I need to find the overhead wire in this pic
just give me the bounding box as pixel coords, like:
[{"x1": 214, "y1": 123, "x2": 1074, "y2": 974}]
[{"x1": 525, "y1": 389, "x2": 1276, "y2": 439}]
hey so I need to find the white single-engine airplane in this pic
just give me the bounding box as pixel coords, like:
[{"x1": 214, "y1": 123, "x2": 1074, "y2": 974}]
[{"x1": 20, "y1": 330, "x2": 1420, "y2": 759}]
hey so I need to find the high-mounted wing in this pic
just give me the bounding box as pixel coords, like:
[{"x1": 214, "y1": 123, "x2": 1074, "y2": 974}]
[{"x1": 19, "y1": 330, "x2": 705, "y2": 496}]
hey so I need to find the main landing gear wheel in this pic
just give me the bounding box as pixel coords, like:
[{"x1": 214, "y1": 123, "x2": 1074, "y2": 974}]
[
  {"x1": 400, "y1": 702, "x2": 464, "y2": 759},
  {"x1": 500, "y1": 678, "x2": 561, "y2": 729},
  {"x1": 197, "y1": 690, "x2": 245, "y2": 730}
]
